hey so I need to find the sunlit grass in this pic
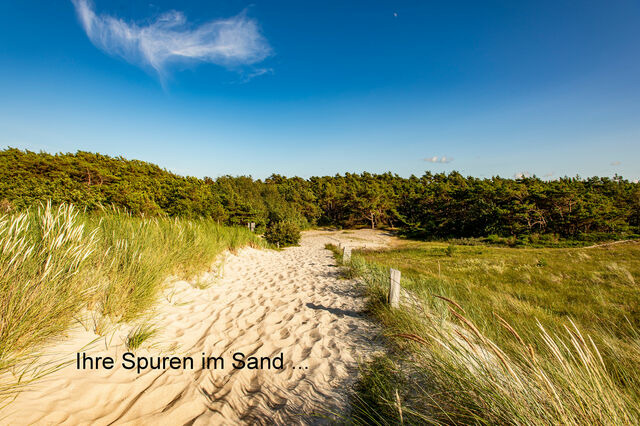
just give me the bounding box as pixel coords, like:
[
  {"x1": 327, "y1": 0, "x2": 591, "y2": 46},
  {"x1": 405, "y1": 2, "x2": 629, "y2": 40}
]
[
  {"x1": 358, "y1": 241, "x2": 640, "y2": 363},
  {"x1": 0, "y1": 202, "x2": 263, "y2": 399},
  {"x1": 125, "y1": 324, "x2": 157, "y2": 351},
  {"x1": 329, "y1": 241, "x2": 640, "y2": 424}
]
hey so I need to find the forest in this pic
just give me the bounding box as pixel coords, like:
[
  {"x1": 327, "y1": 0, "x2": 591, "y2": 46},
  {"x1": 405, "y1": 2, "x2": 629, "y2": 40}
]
[{"x1": 1, "y1": 148, "x2": 638, "y2": 243}]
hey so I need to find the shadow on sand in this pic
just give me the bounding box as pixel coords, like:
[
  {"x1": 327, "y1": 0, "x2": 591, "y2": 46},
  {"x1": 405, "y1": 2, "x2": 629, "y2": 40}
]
[{"x1": 305, "y1": 302, "x2": 363, "y2": 319}]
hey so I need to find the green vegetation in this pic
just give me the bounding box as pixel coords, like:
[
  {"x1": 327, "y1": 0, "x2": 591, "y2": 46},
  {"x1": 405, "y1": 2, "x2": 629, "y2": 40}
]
[
  {"x1": 125, "y1": 324, "x2": 158, "y2": 351},
  {"x1": 2, "y1": 148, "x2": 639, "y2": 243},
  {"x1": 3, "y1": 148, "x2": 640, "y2": 419},
  {"x1": 0, "y1": 202, "x2": 261, "y2": 398},
  {"x1": 332, "y1": 242, "x2": 640, "y2": 424},
  {"x1": 264, "y1": 220, "x2": 301, "y2": 247},
  {"x1": 0, "y1": 149, "x2": 317, "y2": 232}
]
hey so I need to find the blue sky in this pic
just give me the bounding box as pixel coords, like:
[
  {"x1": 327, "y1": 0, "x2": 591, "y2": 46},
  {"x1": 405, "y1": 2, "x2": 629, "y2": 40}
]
[{"x1": 0, "y1": 0, "x2": 639, "y2": 180}]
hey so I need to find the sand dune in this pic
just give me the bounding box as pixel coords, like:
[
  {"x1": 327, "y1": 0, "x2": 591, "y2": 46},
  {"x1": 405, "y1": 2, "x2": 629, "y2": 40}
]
[{"x1": 1, "y1": 229, "x2": 391, "y2": 425}]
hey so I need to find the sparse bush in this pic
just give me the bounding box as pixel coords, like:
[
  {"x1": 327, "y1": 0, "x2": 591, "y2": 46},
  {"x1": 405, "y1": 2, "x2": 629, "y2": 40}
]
[
  {"x1": 445, "y1": 244, "x2": 456, "y2": 257},
  {"x1": 486, "y1": 234, "x2": 502, "y2": 244},
  {"x1": 264, "y1": 220, "x2": 301, "y2": 247}
]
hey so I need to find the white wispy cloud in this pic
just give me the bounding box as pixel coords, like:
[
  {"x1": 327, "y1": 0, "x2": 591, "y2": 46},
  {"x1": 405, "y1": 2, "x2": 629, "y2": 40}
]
[
  {"x1": 610, "y1": 161, "x2": 622, "y2": 166},
  {"x1": 71, "y1": 0, "x2": 272, "y2": 79},
  {"x1": 424, "y1": 156, "x2": 453, "y2": 164},
  {"x1": 238, "y1": 67, "x2": 273, "y2": 83}
]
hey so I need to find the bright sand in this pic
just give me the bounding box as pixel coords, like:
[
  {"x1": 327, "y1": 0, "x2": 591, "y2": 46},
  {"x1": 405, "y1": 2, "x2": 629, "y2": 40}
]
[{"x1": 1, "y1": 230, "x2": 391, "y2": 425}]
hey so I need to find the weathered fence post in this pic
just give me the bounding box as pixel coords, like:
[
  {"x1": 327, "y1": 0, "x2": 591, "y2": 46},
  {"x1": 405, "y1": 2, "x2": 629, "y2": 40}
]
[
  {"x1": 250, "y1": 222, "x2": 255, "y2": 232},
  {"x1": 389, "y1": 268, "x2": 401, "y2": 308},
  {"x1": 276, "y1": 242, "x2": 280, "y2": 249},
  {"x1": 343, "y1": 246, "x2": 351, "y2": 263}
]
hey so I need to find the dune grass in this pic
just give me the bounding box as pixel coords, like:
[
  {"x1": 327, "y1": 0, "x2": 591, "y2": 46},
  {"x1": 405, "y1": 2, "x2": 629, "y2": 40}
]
[
  {"x1": 125, "y1": 324, "x2": 158, "y2": 351},
  {"x1": 0, "y1": 203, "x2": 262, "y2": 398},
  {"x1": 328, "y1": 241, "x2": 640, "y2": 424}
]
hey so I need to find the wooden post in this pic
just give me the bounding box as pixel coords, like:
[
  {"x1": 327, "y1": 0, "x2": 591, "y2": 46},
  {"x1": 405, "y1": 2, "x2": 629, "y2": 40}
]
[
  {"x1": 276, "y1": 242, "x2": 280, "y2": 249},
  {"x1": 250, "y1": 222, "x2": 255, "y2": 232},
  {"x1": 389, "y1": 268, "x2": 401, "y2": 308},
  {"x1": 343, "y1": 246, "x2": 351, "y2": 263}
]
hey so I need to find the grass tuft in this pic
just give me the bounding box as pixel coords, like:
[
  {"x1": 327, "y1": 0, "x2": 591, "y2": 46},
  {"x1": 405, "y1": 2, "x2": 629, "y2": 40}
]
[{"x1": 125, "y1": 324, "x2": 157, "y2": 351}]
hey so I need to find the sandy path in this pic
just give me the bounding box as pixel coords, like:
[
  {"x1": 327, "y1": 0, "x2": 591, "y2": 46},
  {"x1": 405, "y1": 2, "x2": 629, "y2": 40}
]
[{"x1": 1, "y1": 230, "x2": 390, "y2": 425}]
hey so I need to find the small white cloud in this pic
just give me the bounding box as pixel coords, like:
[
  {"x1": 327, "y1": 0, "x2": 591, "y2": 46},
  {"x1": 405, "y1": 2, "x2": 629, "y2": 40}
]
[
  {"x1": 242, "y1": 67, "x2": 272, "y2": 82},
  {"x1": 610, "y1": 161, "x2": 622, "y2": 166},
  {"x1": 514, "y1": 171, "x2": 532, "y2": 179},
  {"x1": 543, "y1": 172, "x2": 554, "y2": 178},
  {"x1": 393, "y1": 12, "x2": 398, "y2": 18},
  {"x1": 71, "y1": 0, "x2": 272, "y2": 79},
  {"x1": 424, "y1": 156, "x2": 453, "y2": 164}
]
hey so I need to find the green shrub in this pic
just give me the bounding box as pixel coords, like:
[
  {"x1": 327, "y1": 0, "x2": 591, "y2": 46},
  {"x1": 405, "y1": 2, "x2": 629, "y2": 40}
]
[
  {"x1": 445, "y1": 244, "x2": 456, "y2": 257},
  {"x1": 264, "y1": 221, "x2": 300, "y2": 247},
  {"x1": 486, "y1": 234, "x2": 502, "y2": 244}
]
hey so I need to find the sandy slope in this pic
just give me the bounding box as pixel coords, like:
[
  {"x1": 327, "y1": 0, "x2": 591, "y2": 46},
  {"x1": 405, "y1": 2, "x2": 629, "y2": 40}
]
[{"x1": 1, "y1": 230, "x2": 391, "y2": 425}]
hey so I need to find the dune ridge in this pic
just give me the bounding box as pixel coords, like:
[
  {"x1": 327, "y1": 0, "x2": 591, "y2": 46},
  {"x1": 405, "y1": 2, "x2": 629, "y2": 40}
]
[{"x1": 0, "y1": 230, "x2": 390, "y2": 425}]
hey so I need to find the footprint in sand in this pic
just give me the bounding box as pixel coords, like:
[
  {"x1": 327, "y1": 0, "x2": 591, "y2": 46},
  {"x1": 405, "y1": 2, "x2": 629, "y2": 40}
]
[{"x1": 0, "y1": 230, "x2": 389, "y2": 425}]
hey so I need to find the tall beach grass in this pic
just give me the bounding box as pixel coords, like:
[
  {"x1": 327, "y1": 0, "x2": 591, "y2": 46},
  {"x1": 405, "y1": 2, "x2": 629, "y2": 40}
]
[
  {"x1": 0, "y1": 202, "x2": 262, "y2": 398},
  {"x1": 327, "y1": 244, "x2": 640, "y2": 424}
]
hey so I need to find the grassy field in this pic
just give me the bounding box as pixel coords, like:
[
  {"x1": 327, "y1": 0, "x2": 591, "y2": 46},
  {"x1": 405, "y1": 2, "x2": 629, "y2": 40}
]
[
  {"x1": 0, "y1": 203, "x2": 262, "y2": 398},
  {"x1": 330, "y1": 240, "x2": 640, "y2": 424}
]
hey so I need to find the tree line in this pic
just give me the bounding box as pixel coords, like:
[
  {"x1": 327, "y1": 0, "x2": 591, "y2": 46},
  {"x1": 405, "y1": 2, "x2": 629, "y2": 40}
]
[{"x1": 1, "y1": 148, "x2": 638, "y2": 242}]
